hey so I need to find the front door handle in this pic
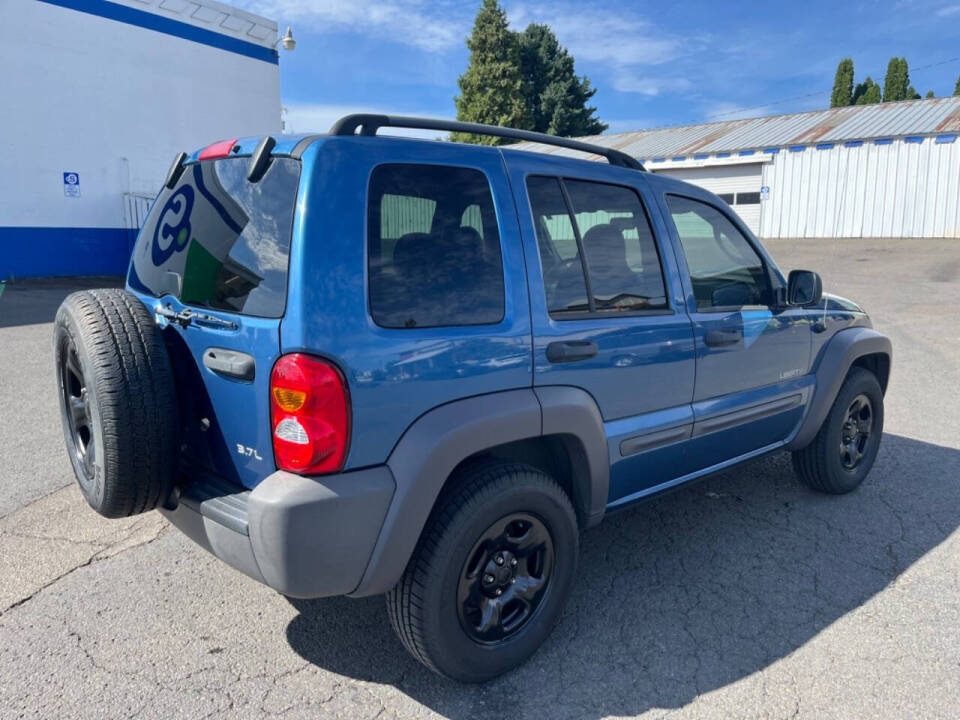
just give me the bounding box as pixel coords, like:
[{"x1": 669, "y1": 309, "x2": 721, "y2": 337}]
[
  {"x1": 704, "y1": 328, "x2": 743, "y2": 347},
  {"x1": 546, "y1": 340, "x2": 599, "y2": 364}
]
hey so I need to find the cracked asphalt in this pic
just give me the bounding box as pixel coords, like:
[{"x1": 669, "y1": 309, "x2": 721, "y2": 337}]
[{"x1": 1, "y1": 238, "x2": 958, "y2": 719}]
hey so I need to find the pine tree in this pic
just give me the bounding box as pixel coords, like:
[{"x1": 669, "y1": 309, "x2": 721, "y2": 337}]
[
  {"x1": 954, "y1": 75, "x2": 960, "y2": 96},
  {"x1": 830, "y1": 58, "x2": 855, "y2": 107},
  {"x1": 519, "y1": 24, "x2": 607, "y2": 137},
  {"x1": 883, "y1": 57, "x2": 910, "y2": 102},
  {"x1": 452, "y1": 0, "x2": 532, "y2": 144},
  {"x1": 854, "y1": 77, "x2": 882, "y2": 105}
]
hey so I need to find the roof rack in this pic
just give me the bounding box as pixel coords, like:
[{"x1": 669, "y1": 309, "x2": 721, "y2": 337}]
[{"x1": 328, "y1": 114, "x2": 645, "y2": 171}]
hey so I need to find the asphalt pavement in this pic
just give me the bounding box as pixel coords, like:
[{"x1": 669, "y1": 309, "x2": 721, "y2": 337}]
[{"x1": 1, "y1": 238, "x2": 958, "y2": 719}]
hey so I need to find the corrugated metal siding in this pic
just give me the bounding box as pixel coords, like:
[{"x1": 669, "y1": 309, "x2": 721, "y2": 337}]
[
  {"x1": 514, "y1": 97, "x2": 960, "y2": 160},
  {"x1": 759, "y1": 138, "x2": 960, "y2": 238}
]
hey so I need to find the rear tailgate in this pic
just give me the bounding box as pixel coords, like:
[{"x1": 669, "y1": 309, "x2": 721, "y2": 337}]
[{"x1": 127, "y1": 154, "x2": 301, "y2": 489}]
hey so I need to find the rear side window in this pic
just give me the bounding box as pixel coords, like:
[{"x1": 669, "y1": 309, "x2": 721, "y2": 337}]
[
  {"x1": 368, "y1": 164, "x2": 505, "y2": 328},
  {"x1": 527, "y1": 176, "x2": 668, "y2": 315},
  {"x1": 128, "y1": 157, "x2": 300, "y2": 318}
]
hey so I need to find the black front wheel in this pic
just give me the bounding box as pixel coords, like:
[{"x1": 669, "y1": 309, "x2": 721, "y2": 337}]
[
  {"x1": 792, "y1": 367, "x2": 884, "y2": 494},
  {"x1": 387, "y1": 463, "x2": 579, "y2": 682}
]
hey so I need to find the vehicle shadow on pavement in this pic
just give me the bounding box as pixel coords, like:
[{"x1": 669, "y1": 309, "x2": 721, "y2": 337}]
[
  {"x1": 0, "y1": 277, "x2": 123, "y2": 329},
  {"x1": 286, "y1": 434, "x2": 960, "y2": 718}
]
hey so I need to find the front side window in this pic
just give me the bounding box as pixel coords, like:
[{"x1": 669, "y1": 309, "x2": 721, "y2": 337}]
[
  {"x1": 368, "y1": 164, "x2": 505, "y2": 328},
  {"x1": 527, "y1": 176, "x2": 668, "y2": 316},
  {"x1": 665, "y1": 195, "x2": 772, "y2": 310}
]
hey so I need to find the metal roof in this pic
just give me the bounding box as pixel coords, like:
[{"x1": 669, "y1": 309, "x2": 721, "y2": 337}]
[{"x1": 513, "y1": 96, "x2": 960, "y2": 162}]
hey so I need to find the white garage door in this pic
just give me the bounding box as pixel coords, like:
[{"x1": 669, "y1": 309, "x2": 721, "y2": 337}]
[{"x1": 654, "y1": 163, "x2": 763, "y2": 236}]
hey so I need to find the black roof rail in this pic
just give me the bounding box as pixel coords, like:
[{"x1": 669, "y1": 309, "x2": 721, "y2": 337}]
[{"x1": 328, "y1": 114, "x2": 645, "y2": 171}]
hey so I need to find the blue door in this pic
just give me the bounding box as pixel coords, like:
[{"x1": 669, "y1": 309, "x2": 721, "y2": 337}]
[
  {"x1": 659, "y1": 192, "x2": 813, "y2": 471},
  {"x1": 502, "y1": 153, "x2": 696, "y2": 507}
]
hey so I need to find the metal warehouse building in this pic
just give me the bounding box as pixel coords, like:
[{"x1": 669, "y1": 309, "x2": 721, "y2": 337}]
[
  {"x1": 0, "y1": 0, "x2": 282, "y2": 279},
  {"x1": 520, "y1": 97, "x2": 960, "y2": 239}
]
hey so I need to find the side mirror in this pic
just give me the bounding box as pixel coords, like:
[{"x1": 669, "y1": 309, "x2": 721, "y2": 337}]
[{"x1": 787, "y1": 269, "x2": 822, "y2": 306}]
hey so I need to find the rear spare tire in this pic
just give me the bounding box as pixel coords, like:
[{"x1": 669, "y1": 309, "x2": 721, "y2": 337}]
[{"x1": 54, "y1": 289, "x2": 179, "y2": 517}]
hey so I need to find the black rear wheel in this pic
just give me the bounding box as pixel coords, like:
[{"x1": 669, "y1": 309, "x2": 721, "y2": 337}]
[{"x1": 387, "y1": 462, "x2": 578, "y2": 682}]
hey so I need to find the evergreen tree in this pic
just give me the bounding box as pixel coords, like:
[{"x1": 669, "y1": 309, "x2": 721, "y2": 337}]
[
  {"x1": 830, "y1": 58, "x2": 855, "y2": 107},
  {"x1": 882, "y1": 57, "x2": 910, "y2": 102},
  {"x1": 954, "y1": 75, "x2": 960, "y2": 96},
  {"x1": 853, "y1": 77, "x2": 882, "y2": 105},
  {"x1": 519, "y1": 24, "x2": 607, "y2": 136},
  {"x1": 452, "y1": 0, "x2": 532, "y2": 144},
  {"x1": 926, "y1": 90, "x2": 935, "y2": 98}
]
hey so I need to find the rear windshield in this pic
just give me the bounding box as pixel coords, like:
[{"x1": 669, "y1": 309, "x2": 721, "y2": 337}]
[{"x1": 128, "y1": 157, "x2": 300, "y2": 318}]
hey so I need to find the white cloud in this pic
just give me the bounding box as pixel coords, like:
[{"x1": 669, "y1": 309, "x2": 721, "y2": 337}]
[
  {"x1": 936, "y1": 3, "x2": 960, "y2": 14},
  {"x1": 509, "y1": 4, "x2": 683, "y2": 67},
  {"x1": 233, "y1": 0, "x2": 468, "y2": 52},
  {"x1": 612, "y1": 72, "x2": 693, "y2": 97},
  {"x1": 283, "y1": 102, "x2": 454, "y2": 137}
]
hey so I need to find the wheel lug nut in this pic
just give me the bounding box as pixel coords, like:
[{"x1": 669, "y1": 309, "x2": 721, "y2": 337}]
[
  {"x1": 510, "y1": 558, "x2": 517, "y2": 567},
  {"x1": 495, "y1": 588, "x2": 502, "y2": 596},
  {"x1": 483, "y1": 574, "x2": 494, "y2": 584},
  {"x1": 511, "y1": 578, "x2": 516, "y2": 584},
  {"x1": 495, "y1": 555, "x2": 504, "y2": 566}
]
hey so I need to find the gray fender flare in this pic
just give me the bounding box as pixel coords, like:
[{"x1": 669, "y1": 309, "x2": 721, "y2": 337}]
[
  {"x1": 350, "y1": 386, "x2": 609, "y2": 596},
  {"x1": 786, "y1": 327, "x2": 892, "y2": 450}
]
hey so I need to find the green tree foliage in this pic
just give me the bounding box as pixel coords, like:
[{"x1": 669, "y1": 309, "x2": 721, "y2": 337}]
[
  {"x1": 519, "y1": 23, "x2": 607, "y2": 136},
  {"x1": 883, "y1": 57, "x2": 911, "y2": 102},
  {"x1": 926, "y1": 90, "x2": 936, "y2": 98},
  {"x1": 954, "y1": 75, "x2": 960, "y2": 96},
  {"x1": 853, "y1": 77, "x2": 882, "y2": 105},
  {"x1": 830, "y1": 58, "x2": 855, "y2": 107},
  {"x1": 452, "y1": 0, "x2": 532, "y2": 144}
]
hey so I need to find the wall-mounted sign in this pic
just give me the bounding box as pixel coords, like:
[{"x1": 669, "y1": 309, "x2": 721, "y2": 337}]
[
  {"x1": 760, "y1": 185, "x2": 770, "y2": 201},
  {"x1": 63, "y1": 172, "x2": 81, "y2": 198}
]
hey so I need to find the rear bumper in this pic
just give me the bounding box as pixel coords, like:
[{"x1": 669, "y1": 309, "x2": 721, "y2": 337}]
[{"x1": 160, "y1": 466, "x2": 395, "y2": 598}]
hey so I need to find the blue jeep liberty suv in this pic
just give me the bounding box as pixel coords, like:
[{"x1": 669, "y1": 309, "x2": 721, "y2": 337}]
[{"x1": 54, "y1": 115, "x2": 892, "y2": 681}]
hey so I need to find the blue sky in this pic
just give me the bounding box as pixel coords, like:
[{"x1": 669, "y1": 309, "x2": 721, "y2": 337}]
[{"x1": 235, "y1": 0, "x2": 960, "y2": 136}]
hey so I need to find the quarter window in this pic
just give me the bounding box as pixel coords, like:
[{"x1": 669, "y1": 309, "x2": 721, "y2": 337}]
[
  {"x1": 527, "y1": 176, "x2": 668, "y2": 315},
  {"x1": 368, "y1": 164, "x2": 505, "y2": 328},
  {"x1": 665, "y1": 195, "x2": 772, "y2": 310}
]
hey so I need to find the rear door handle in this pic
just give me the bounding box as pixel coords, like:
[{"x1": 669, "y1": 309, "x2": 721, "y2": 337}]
[
  {"x1": 546, "y1": 340, "x2": 598, "y2": 364},
  {"x1": 203, "y1": 348, "x2": 255, "y2": 381},
  {"x1": 704, "y1": 328, "x2": 743, "y2": 347}
]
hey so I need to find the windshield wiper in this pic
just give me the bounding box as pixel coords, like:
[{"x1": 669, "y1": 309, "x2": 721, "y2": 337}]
[{"x1": 154, "y1": 305, "x2": 238, "y2": 331}]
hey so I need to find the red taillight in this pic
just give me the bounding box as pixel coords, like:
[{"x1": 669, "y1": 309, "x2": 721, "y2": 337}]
[
  {"x1": 270, "y1": 354, "x2": 351, "y2": 475},
  {"x1": 198, "y1": 139, "x2": 238, "y2": 160}
]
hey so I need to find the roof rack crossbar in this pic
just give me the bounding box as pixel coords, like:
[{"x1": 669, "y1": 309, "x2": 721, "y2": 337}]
[{"x1": 328, "y1": 114, "x2": 645, "y2": 171}]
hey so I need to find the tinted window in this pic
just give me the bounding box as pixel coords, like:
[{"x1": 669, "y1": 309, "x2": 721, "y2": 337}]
[
  {"x1": 736, "y1": 192, "x2": 761, "y2": 205},
  {"x1": 666, "y1": 195, "x2": 772, "y2": 310},
  {"x1": 527, "y1": 176, "x2": 668, "y2": 315},
  {"x1": 368, "y1": 164, "x2": 505, "y2": 328},
  {"x1": 128, "y1": 158, "x2": 300, "y2": 318},
  {"x1": 716, "y1": 193, "x2": 734, "y2": 204},
  {"x1": 527, "y1": 177, "x2": 589, "y2": 313}
]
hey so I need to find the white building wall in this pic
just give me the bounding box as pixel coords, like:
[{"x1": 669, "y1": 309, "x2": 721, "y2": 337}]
[
  {"x1": 0, "y1": 0, "x2": 281, "y2": 277},
  {"x1": 759, "y1": 138, "x2": 960, "y2": 239}
]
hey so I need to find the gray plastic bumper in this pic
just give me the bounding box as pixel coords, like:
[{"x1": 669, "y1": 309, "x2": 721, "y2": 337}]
[{"x1": 160, "y1": 466, "x2": 395, "y2": 598}]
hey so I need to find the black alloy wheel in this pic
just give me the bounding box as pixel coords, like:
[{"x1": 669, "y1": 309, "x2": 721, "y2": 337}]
[
  {"x1": 839, "y1": 393, "x2": 873, "y2": 470},
  {"x1": 58, "y1": 333, "x2": 99, "y2": 495},
  {"x1": 457, "y1": 512, "x2": 554, "y2": 644}
]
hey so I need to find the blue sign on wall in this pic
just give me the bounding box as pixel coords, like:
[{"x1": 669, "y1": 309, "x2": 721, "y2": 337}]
[{"x1": 63, "y1": 172, "x2": 81, "y2": 198}]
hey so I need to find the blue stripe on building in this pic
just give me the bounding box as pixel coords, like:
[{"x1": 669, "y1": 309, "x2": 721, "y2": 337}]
[
  {"x1": 38, "y1": 0, "x2": 278, "y2": 64},
  {"x1": 936, "y1": 134, "x2": 958, "y2": 143},
  {"x1": 1, "y1": 228, "x2": 133, "y2": 279},
  {"x1": 763, "y1": 148, "x2": 779, "y2": 154}
]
